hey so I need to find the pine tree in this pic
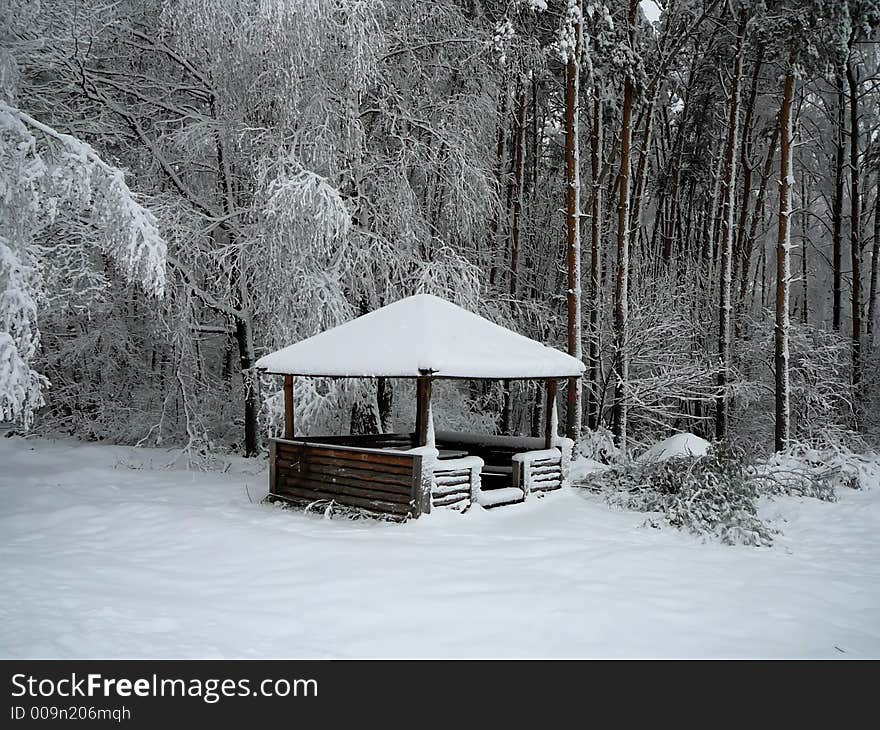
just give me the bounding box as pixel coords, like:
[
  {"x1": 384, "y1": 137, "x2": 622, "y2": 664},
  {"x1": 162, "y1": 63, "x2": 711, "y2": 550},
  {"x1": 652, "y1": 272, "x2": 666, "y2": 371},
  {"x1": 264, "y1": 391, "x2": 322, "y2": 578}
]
[
  {"x1": 611, "y1": 0, "x2": 640, "y2": 451},
  {"x1": 563, "y1": 0, "x2": 584, "y2": 442},
  {"x1": 775, "y1": 67, "x2": 795, "y2": 452},
  {"x1": 715, "y1": 9, "x2": 748, "y2": 441}
]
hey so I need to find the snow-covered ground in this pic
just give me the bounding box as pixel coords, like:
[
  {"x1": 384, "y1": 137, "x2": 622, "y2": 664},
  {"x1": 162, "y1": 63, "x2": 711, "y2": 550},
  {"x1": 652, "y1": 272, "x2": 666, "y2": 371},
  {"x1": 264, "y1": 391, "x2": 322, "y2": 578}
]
[{"x1": 1, "y1": 436, "x2": 878, "y2": 658}]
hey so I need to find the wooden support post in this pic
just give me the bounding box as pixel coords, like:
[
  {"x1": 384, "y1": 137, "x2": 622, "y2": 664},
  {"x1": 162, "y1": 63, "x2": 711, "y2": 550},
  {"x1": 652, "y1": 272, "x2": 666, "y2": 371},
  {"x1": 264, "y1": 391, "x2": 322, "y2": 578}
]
[
  {"x1": 283, "y1": 375, "x2": 294, "y2": 439},
  {"x1": 415, "y1": 376, "x2": 432, "y2": 447},
  {"x1": 544, "y1": 378, "x2": 557, "y2": 449}
]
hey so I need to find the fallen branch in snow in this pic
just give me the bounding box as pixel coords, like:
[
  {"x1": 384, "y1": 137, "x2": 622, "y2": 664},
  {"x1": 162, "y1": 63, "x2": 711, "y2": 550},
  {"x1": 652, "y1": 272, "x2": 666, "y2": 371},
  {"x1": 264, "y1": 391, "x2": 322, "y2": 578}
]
[
  {"x1": 578, "y1": 432, "x2": 880, "y2": 547},
  {"x1": 580, "y1": 445, "x2": 775, "y2": 546}
]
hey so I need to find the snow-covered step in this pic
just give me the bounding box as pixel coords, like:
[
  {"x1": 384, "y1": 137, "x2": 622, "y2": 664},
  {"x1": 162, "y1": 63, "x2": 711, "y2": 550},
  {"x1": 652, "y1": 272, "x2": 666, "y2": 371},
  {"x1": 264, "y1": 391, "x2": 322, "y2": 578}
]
[{"x1": 478, "y1": 487, "x2": 524, "y2": 508}]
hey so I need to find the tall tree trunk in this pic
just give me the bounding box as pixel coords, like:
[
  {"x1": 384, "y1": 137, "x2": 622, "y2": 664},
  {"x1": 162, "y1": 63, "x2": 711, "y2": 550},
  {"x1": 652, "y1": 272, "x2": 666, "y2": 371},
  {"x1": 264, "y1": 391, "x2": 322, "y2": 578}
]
[
  {"x1": 629, "y1": 88, "x2": 657, "y2": 250},
  {"x1": 564, "y1": 3, "x2": 583, "y2": 442},
  {"x1": 759, "y1": 242, "x2": 767, "y2": 312},
  {"x1": 715, "y1": 10, "x2": 746, "y2": 441},
  {"x1": 233, "y1": 317, "x2": 259, "y2": 456},
  {"x1": 800, "y1": 171, "x2": 809, "y2": 325},
  {"x1": 733, "y1": 49, "x2": 763, "y2": 288},
  {"x1": 527, "y1": 75, "x2": 542, "y2": 300},
  {"x1": 847, "y1": 58, "x2": 862, "y2": 389},
  {"x1": 488, "y1": 83, "x2": 510, "y2": 287},
  {"x1": 775, "y1": 70, "x2": 795, "y2": 453},
  {"x1": 868, "y1": 168, "x2": 880, "y2": 348},
  {"x1": 531, "y1": 382, "x2": 542, "y2": 437},
  {"x1": 612, "y1": 0, "x2": 639, "y2": 451},
  {"x1": 831, "y1": 75, "x2": 846, "y2": 331},
  {"x1": 377, "y1": 377, "x2": 393, "y2": 433},
  {"x1": 500, "y1": 380, "x2": 513, "y2": 435},
  {"x1": 531, "y1": 74, "x2": 540, "y2": 193},
  {"x1": 588, "y1": 91, "x2": 603, "y2": 431},
  {"x1": 736, "y1": 123, "x2": 779, "y2": 333},
  {"x1": 704, "y1": 141, "x2": 725, "y2": 291},
  {"x1": 214, "y1": 105, "x2": 259, "y2": 458},
  {"x1": 662, "y1": 62, "x2": 696, "y2": 267},
  {"x1": 510, "y1": 84, "x2": 526, "y2": 298}
]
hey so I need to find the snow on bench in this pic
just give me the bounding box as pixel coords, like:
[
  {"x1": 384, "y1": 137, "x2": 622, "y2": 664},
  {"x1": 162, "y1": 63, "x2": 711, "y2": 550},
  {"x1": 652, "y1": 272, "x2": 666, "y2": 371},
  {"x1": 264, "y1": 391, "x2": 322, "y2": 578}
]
[{"x1": 477, "y1": 487, "x2": 525, "y2": 508}]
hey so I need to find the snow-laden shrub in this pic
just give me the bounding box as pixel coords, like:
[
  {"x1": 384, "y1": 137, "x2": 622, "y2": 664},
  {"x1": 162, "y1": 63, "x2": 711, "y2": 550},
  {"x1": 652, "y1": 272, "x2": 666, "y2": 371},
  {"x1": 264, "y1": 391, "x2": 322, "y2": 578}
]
[
  {"x1": 756, "y1": 434, "x2": 880, "y2": 499},
  {"x1": 576, "y1": 426, "x2": 622, "y2": 463},
  {"x1": 583, "y1": 444, "x2": 775, "y2": 546}
]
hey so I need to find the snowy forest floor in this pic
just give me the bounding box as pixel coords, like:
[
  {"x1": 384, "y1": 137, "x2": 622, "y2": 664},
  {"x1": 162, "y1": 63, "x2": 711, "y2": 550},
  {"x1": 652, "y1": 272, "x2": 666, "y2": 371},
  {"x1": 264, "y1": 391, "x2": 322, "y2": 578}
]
[{"x1": 1, "y1": 436, "x2": 878, "y2": 658}]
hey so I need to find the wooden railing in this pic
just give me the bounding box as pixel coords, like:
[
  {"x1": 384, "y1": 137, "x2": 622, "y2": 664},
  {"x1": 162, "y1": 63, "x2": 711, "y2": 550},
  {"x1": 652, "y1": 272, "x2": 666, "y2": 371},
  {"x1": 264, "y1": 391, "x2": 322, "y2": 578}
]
[
  {"x1": 292, "y1": 433, "x2": 414, "y2": 449},
  {"x1": 270, "y1": 438, "x2": 427, "y2": 519},
  {"x1": 512, "y1": 448, "x2": 563, "y2": 495},
  {"x1": 431, "y1": 456, "x2": 483, "y2": 511},
  {"x1": 269, "y1": 431, "x2": 569, "y2": 519}
]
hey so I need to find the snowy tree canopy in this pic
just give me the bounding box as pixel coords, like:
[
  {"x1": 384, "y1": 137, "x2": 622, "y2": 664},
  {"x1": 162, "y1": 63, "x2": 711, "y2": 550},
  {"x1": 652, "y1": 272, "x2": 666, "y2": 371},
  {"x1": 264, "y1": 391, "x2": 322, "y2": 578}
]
[{"x1": 0, "y1": 0, "x2": 878, "y2": 456}]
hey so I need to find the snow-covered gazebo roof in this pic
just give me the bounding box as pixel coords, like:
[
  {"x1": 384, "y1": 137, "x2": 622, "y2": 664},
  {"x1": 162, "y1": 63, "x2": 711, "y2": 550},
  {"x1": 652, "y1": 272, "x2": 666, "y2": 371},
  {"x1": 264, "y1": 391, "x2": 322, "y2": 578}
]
[{"x1": 256, "y1": 294, "x2": 584, "y2": 379}]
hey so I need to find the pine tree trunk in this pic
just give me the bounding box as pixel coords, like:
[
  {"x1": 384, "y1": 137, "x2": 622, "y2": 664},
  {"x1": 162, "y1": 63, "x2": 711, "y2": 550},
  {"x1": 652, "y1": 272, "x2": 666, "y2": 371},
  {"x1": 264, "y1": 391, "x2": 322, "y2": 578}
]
[
  {"x1": 488, "y1": 84, "x2": 510, "y2": 287},
  {"x1": 500, "y1": 380, "x2": 513, "y2": 435},
  {"x1": 868, "y1": 169, "x2": 880, "y2": 348},
  {"x1": 704, "y1": 142, "x2": 724, "y2": 276},
  {"x1": 510, "y1": 84, "x2": 526, "y2": 297},
  {"x1": 612, "y1": 0, "x2": 639, "y2": 451},
  {"x1": 215, "y1": 115, "x2": 259, "y2": 458},
  {"x1": 588, "y1": 91, "x2": 603, "y2": 431},
  {"x1": 800, "y1": 172, "x2": 808, "y2": 325},
  {"x1": 629, "y1": 89, "x2": 657, "y2": 250},
  {"x1": 715, "y1": 10, "x2": 746, "y2": 441},
  {"x1": 233, "y1": 316, "x2": 259, "y2": 457},
  {"x1": 847, "y1": 58, "x2": 862, "y2": 389},
  {"x1": 662, "y1": 63, "x2": 695, "y2": 267},
  {"x1": 377, "y1": 377, "x2": 393, "y2": 433},
  {"x1": 759, "y1": 243, "x2": 767, "y2": 312},
  {"x1": 775, "y1": 70, "x2": 795, "y2": 453},
  {"x1": 831, "y1": 75, "x2": 845, "y2": 332},
  {"x1": 531, "y1": 75, "x2": 540, "y2": 193},
  {"x1": 564, "y1": 3, "x2": 583, "y2": 442},
  {"x1": 527, "y1": 75, "x2": 542, "y2": 300},
  {"x1": 733, "y1": 49, "x2": 763, "y2": 289},
  {"x1": 736, "y1": 124, "x2": 778, "y2": 334}
]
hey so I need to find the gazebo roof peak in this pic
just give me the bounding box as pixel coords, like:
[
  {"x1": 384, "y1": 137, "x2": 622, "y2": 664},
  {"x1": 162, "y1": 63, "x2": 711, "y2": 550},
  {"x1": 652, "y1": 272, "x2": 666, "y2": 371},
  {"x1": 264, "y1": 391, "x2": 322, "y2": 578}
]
[{"x1": 255, "y1": 293, "x2": 585, "y2": 379}]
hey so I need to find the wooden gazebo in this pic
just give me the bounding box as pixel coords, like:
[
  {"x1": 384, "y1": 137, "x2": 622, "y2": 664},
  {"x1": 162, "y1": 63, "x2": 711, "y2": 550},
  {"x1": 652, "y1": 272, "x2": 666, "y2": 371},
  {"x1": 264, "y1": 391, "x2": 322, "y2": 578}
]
[{"x1": 256, "y1": 294, "x2": 584, "y2": 519}]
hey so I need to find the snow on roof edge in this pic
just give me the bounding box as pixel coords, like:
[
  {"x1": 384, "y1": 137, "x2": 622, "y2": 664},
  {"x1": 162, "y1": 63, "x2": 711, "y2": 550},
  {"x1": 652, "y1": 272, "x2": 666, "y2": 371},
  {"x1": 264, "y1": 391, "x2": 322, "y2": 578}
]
[{"x1": 256, "y1": 294, "x2": 585, "y2": 379}]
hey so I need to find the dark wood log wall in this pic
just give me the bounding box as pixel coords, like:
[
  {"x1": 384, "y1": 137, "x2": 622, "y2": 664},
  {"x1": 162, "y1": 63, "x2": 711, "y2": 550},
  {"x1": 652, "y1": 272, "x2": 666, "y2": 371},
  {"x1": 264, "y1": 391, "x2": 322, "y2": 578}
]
[{"x1": 270, "y1": 439, "x2": 427, "y2": 519}]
